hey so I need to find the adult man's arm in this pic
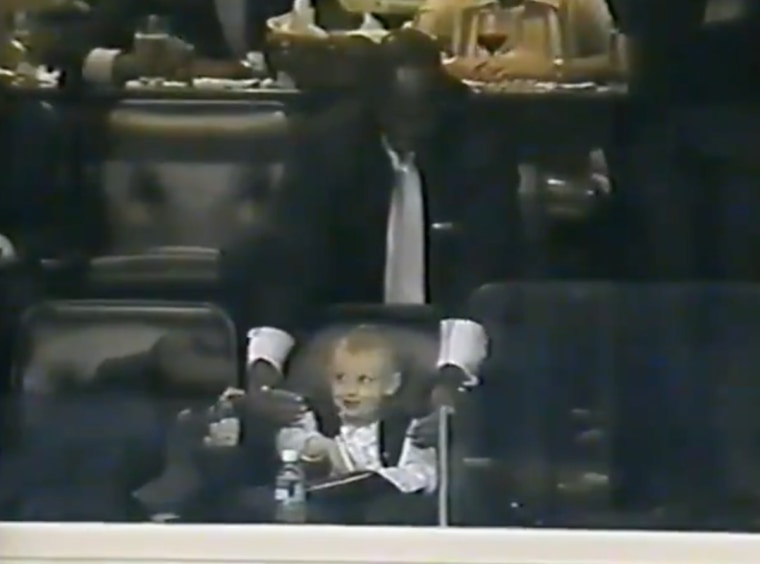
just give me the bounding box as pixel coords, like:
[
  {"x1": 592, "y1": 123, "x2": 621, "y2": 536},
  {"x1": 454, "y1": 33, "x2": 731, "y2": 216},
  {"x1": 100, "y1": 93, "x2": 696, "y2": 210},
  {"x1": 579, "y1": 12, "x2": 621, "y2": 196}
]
[
  {"x1": 410, "y1": 128, "x2": 518, "y2": 448},
  {"x1": 433, "y1": 117, "x2": 522, "y2": 394},
  {"x1": 222, "y1": 106, "x2": 352, "y2": 391}
]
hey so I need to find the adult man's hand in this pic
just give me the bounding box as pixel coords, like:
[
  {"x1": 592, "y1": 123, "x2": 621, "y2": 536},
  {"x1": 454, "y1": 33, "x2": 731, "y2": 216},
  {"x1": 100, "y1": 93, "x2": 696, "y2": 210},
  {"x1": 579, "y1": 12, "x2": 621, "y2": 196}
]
[
  {"x1": 247, "y1": 359, "x2": 282, "y2": 390},
  {"x1": 242, "y1": 360, "x2": 306, "y2": 428},
  {"x1": 409, "y1": 364, "x2": 468, "y2": 449},
  {"x1": 245, "y1": 388, "x2": 306, "y2": 428},
  {"x1": 432, "y1": 364, "x2": 469, "y2": 406},
  {"x1": 409, "y1": 403, "x2": 457, "y2": 449}
]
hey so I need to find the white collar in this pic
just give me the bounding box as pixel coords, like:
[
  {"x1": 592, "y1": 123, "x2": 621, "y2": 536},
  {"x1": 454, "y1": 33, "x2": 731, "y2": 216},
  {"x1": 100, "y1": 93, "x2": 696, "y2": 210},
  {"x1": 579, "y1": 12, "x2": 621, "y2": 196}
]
[{"x1": 340, "y1": 419, "x2": 379, "y2": 432}]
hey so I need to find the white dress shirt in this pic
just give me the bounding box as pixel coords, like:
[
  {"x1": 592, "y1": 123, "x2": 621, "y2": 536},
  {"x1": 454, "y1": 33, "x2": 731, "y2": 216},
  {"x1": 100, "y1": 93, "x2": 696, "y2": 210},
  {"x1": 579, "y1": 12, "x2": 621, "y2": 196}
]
[
  {"x1": 247, "y1": 143, "x2": 488, "y2": 387},
  {"x1": 277, "y1": 411, "x2": 437, "y2": 494}
]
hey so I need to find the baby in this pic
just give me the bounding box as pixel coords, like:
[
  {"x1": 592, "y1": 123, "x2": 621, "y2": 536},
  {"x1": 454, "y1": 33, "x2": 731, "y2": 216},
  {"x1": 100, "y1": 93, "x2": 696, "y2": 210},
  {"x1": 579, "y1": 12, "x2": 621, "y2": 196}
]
[{"x1": 276, "y1": 324, "x2": 437, "y2": 495}]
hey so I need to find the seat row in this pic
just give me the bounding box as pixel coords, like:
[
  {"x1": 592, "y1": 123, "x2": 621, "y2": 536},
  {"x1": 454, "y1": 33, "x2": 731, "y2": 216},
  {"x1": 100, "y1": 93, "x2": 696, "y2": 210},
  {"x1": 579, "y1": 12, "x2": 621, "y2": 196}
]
[
  {"x1": 3, "y1": 282, "x2": 760, "y2": 528},
  {"x1": 2, "y1": 94, "x2": 611, "y2": 300}
]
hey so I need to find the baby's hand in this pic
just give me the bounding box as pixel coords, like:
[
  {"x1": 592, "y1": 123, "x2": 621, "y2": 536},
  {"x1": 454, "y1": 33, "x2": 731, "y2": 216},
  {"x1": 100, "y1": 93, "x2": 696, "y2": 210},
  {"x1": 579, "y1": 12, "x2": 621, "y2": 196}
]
[
  {"x1": 302, "y1": 435, "x2": 334, "y2": 461},
  {"x1": 302, "y1": 436, "x2": 353, "y2": 476}
]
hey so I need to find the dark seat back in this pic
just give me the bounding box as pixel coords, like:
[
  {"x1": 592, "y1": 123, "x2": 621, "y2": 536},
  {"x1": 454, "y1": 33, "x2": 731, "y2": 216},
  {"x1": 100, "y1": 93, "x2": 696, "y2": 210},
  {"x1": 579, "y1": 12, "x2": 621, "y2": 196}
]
[
  {"x1": 85, "y1": 98, "x2": 291, "y2": 294},
  {"x1": 615, "y1": 283, "x2": 760, "y2": 515},
  {"x1": 469, "y1": 282, "x2": 617, "y2": 523},
  {"x1": 1, "y1": 300, "x2": 237, "y2": 521},
  {"x1": 18, "y1": 299, "x2": 235, "y2": 381},
  {"x1": 472, "y1": 282, "x2": 760, "y2": 527}
]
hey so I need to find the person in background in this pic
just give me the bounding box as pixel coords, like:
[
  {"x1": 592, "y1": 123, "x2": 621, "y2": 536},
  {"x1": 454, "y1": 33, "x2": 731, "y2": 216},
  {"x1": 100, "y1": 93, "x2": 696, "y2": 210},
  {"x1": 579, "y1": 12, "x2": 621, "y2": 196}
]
[
  {"x1": 225, "y1": 29, "x2": 522, "y2": 449},
  {"x1": 34, "y1": 0, "x2": 296, "y2": 84},
  {"x1": 429, "y1": 0, "x2": 617, "y2": 82}
]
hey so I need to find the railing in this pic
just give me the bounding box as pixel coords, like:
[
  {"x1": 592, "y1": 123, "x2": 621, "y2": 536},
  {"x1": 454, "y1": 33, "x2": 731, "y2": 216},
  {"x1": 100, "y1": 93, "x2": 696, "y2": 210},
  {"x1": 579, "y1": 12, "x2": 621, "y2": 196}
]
[
  {"x1": 2, "y1": 408, "x2": 760, "y2": 564},
  {"x1": 2, "y1": 522, "x2": 760, "y2": 564}
]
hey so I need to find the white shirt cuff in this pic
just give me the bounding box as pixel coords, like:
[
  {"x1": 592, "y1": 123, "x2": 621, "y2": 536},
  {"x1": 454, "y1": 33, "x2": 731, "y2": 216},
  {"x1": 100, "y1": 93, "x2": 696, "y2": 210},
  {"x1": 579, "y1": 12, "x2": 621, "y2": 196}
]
[
  {"x1": 82, "y1": 48, "x2": 121, "y2": 84},
  {"x1": 436, "y1": 319, "x2": 488, "y2": 387},
  {"x1": 246, "y1": 327, "x2": 295, "y2": 373},
  {"x1": 0, "y1": 234, "x2": 16, "y2": 260}
]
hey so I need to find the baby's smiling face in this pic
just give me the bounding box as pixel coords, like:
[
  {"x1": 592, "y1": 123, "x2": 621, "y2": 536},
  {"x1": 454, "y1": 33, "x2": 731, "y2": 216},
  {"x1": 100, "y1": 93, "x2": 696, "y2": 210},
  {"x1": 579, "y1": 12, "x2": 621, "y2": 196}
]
[{"x1": 328, "y1": 345, "x2": 399, "y2": 424}]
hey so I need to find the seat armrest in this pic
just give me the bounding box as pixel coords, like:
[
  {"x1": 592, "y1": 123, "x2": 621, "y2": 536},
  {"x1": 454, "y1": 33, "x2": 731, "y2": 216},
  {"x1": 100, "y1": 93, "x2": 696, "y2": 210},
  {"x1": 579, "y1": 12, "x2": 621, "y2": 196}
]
[{"x1": 88, "y1": 253, "x2": 220, "y2": 287}]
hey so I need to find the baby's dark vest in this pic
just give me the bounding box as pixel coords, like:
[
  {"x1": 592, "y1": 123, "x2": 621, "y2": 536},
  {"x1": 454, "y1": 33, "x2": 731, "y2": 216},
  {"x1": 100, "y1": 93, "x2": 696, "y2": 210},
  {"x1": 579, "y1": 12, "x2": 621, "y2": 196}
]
[{"x1": 313, "y1": 408, "x2": 412, "y2": 467}]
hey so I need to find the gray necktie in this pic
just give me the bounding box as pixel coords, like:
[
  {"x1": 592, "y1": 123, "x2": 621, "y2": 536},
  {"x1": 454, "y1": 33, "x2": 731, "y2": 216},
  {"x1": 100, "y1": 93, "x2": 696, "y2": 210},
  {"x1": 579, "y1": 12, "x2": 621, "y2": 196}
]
[
  {"x1": 384, "y1": 152, "x2": 426, "y2": 304},
  {"x1": 214, "y1": 0, "x2": 248, "y2": 57}
]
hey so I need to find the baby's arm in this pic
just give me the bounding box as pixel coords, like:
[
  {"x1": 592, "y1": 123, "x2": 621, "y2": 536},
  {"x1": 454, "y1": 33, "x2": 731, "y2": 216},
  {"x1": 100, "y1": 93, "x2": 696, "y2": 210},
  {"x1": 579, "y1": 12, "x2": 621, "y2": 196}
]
[
  {"x1": 276, "y1": 411, "x2": 326, "y2": 456},
  {"x1": 276, "y1": 411, "x2": 343, "y2": 467},
  {"x1": 378, "y1": 419, "x2": 438, "y2": 494}
]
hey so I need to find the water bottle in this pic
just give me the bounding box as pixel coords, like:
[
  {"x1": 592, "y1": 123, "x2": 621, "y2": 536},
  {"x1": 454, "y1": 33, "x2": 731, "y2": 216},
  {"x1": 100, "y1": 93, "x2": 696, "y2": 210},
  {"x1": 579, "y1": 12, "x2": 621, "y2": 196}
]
[{"x1": 274, "y1": 449, "x2": 307, "y2": 523}]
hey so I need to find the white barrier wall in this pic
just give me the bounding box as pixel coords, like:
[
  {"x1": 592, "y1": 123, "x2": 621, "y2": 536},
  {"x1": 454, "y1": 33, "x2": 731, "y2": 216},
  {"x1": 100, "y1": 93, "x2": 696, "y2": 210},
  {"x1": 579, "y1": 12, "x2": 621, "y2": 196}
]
[{"x1": 3, "y1": 524, "x2": 760, "y2": 564}]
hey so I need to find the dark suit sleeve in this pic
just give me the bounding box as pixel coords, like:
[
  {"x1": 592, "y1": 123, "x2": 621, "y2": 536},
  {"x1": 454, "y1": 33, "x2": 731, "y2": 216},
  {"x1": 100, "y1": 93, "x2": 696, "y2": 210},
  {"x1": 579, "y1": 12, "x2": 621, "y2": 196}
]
[
  {"x1": 447, "y1": 119, "x2": 522, "y2": 322},
  {"x1": 430, "y1": 115, "x2": 521, "y2": 384},
  {"x1": 222, "y1": 107, "x2": 353, "y2": 335}
]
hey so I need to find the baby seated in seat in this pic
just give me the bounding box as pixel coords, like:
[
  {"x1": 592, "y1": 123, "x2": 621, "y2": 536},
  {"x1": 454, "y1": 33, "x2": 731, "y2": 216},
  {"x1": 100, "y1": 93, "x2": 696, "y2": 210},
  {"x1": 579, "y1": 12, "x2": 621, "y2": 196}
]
[{"x1": 277, "y1": 324, "x2": 438, "y2": 525}]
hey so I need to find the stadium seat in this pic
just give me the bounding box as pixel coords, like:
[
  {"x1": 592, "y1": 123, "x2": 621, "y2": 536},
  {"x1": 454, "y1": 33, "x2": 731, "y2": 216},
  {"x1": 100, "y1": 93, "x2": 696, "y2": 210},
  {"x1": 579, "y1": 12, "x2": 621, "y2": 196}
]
[
  {"x1": 614, "y1": 283, "x2": 760, "y2": 523},
  {"x1": 0, "y1": 300, "x2": 237, "y2": 521},
  {"x1": 285, "y1": 304, "x2": 485, "y2": 526},
  {"x1": 468, "y1": 282, "x2": 617, "y2": 525},
  {"x1": 519, "y1": 150, "x2": 612, "y2": 277},
  {"x1": 471, "y1": 282, "x2": 760, "y2": 529},
  {"x1": 60, "y1": 98, "x2": 290, "y2": 300}
]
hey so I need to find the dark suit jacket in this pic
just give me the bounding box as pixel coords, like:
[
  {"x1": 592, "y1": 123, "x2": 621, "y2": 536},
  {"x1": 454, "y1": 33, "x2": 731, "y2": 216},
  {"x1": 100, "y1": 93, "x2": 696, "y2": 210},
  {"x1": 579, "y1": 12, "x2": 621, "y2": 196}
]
[
  {"x1": 43, "y1": 0, "x2": 293, "y2": 73},
  {"x1": 224, "y1": 97, "x2": 522, "y2": 333}
]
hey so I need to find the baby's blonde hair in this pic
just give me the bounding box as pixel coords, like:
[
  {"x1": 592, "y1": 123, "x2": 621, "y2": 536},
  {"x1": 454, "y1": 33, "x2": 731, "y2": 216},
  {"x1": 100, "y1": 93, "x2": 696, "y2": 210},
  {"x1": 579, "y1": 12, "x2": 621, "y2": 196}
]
[{"x1": 328, "y1": 324, "x2": 399, "y2": 376}]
